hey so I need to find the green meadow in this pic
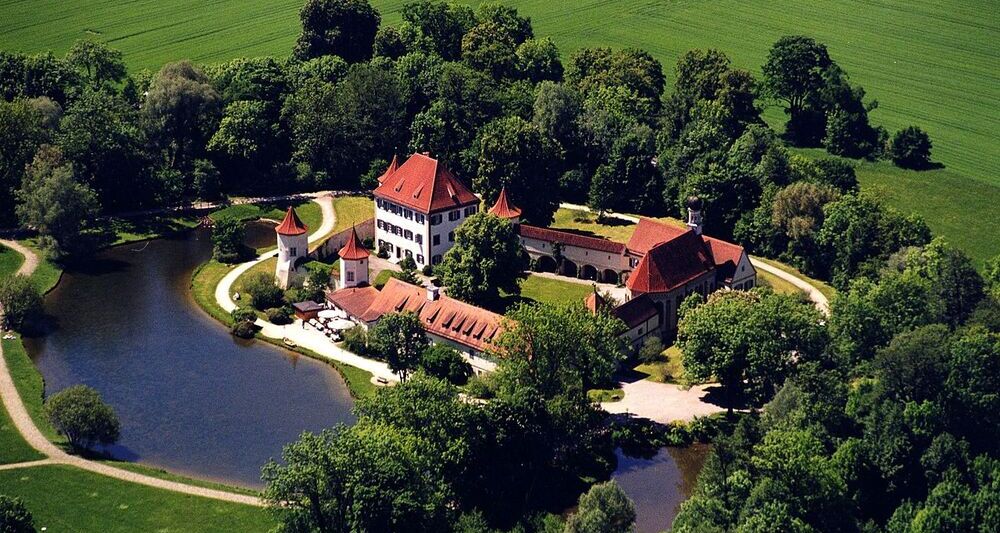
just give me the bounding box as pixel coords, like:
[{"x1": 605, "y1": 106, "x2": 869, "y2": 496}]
[{"x1": 2, "y1": 0, "x2": 997, "y2": 261}]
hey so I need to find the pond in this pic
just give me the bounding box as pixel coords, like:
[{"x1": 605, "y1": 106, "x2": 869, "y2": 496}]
[
  {"x1": 23, "y1": 224, "x2": 356, "y2": 489},
  {"x1": 612, "y1": 446, "x2": 710, "y2": 533}
]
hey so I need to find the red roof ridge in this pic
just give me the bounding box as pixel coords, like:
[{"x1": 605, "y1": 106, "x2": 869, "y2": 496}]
[
  {"x1": 489, "y1": 186, "x2": 522, "y2": 219},
  {"x1": 518, "y1": 224, "x2": 626, "y2": 254},
  {"x1": 338, "y1": 226, "x2": 369, "y2": 260},
  {"x1": 373, "y1": 153, "x2": 477, "y2": 213},
  {"x1": 626, "y1": 230, "x2": 715, "y2": 294},
  {"x1": 275, "y1": 206, "x2": 308, "y2": 236},
  {"x1": 377, "y1": 155, "x2": 400, "y2": 184}
]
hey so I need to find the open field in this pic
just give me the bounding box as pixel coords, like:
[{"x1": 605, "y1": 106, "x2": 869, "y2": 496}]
[
  {"x1": 2, "y1": 0, "x2": 996, "y2": 261},
  {"x1": 331, "y1": 196, "x2": 375, "y2": 234},
  {"x1": 0, "y1": 244, "x2": 25, "y2": 279},
  {"x1": 0, "y1": 465, "x2": 273, "y2": 532}
]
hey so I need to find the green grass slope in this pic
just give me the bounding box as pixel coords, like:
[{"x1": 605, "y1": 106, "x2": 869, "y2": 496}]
[{"x1": 2, "y1": 0, "x2": 996, "y2": 260}]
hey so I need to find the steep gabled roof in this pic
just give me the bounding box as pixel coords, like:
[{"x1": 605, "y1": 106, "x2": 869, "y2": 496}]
[
  {"x1": 377, "y1": 154, "x2": 400, "y2": 184},
  {"x1": 275, "y1": 206, "x2": 308, "y2": 236},
  {"x1": 518, "y1": 225, "x2": 627, "y2": 254},
  {"x1": 612, "y1": 294, "x2": 659, "y2": 329},
  {"x1": 626, "y1": 231, "x2": 716, "y2": 294},
  {"x1": 372, "y1": 153, "x2": 478, "y2": 214},
  {"x1": 625, "y1": 218, "x2": 687, "y2": 255},
  {"x1": 488, "y1": 186, "x2": 522, "y2": 219},
  {"x1": 584, "y1": 287, "x2": 608, "y2": 314},
  {"x1": 338, "y1": 227, "x2": 369, "y2": 260},
  {"x1": 326, "y1": 286, "x2": 379, "y2": 319}
]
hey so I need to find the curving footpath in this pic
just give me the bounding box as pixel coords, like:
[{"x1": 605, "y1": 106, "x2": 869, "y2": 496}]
[
  {"x1": 0, "y1": 247, "x2": 264, "y2": 505},
  {"x1": 214, "y1": 196, "x2": 399, "y2": 382}
]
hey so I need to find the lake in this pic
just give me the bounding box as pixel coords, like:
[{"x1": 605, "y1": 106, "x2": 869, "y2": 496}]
[
  {"x1": 612, "y1": 446, "x2": 710, "y2": 532},
  {"x1": 24, "y1": 225, "x2": 355, "y2": 488}
]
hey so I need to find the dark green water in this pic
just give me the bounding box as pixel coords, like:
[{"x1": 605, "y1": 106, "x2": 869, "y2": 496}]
[
  {"x1": 24, "y1": 226, "x2": 355, "y2": 488},
  {"x1": 612, "y1": 445, "x2": 710, "y2": 532}
]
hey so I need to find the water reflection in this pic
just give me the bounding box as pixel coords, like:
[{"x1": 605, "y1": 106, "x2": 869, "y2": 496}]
[
  {"x1": 612, "y1": 445, "x2": 710, "y2": 533},
  {"x1": 24, "y1": 225, "x2": 355, "y2": 488}
]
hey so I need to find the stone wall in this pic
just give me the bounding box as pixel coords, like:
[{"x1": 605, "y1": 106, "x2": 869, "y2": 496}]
[{"x1": 312, "y1": 217, "x2": 375, "y2": 260}]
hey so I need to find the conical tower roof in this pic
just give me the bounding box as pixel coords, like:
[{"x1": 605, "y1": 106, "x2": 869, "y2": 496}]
[
  {"x1": 488, "y1": 186, "x2": 522, "y2": 219},
  {"x1": 338, "y1": 227, "x2": 369, "y2": 260},
  {"x1": 275, "y1": 206, "x2": 308, "y2": 236},
  {"x1": 377, "y1": 154, "x2": 400, "y2": 184}
]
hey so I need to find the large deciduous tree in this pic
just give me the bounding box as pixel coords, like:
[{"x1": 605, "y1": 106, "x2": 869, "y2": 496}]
[
  {"x1": 44, "y1": 385, "x2": 121, "y2": 451},
  {"x1": 65, "y1": 39, "x2": 126, "y2": 88},
  {"x1": 677, "y1": 289, "x2": 827, "y2": 410},
  {"x1": 566, "y1": 47, "x2": 665, "y2": 111},
  {"x1": 762, "y1": 35, "x2": 833, "y2": 146},
  {"x1": 0, "y1": 276, "x2": 42, "y2": 332},
  {"x1": 294, "y1": 0, "x2": 381, "y2": 62},
  {"x1": 144, "y1": 61, "x2": 221, "y2": 174},
  {"x1": 368, "y1": 311, "x2": 429, "y2": 381},
  {"x1": 0, "y1": 98, "x2": 52, "y2": 226},
  {"x1": 436, "y1": 212, "x2": 527, "y2": 306},
  {"x1": 564, "y1": 480, "x2": 636, "y2": 533},
  {"x1": 400, "y1": 1, "x2": 476, "y2": 61}
]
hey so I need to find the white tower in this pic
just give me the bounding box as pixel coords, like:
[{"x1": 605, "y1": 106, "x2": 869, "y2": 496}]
[
  {"x1": 275, "y1": 207, "x2": 309, "y2": 289},
  {"x1": 338, "y1": 227, "x2": 370, "y2": 289},
  {"x1": 686, "y1": 195, "x2": 704, "y2": 235}
]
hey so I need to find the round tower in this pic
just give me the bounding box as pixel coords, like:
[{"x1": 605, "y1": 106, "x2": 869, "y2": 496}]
[
  {"x1": 275, "y1": 206, "x2": 309, "y2": 289},
  {"x1": 686, "y1": 195, "x2": 704, "y2": 235},
  {"x1": 338, "y1": 227, "x2": 370, "y2": 289}
]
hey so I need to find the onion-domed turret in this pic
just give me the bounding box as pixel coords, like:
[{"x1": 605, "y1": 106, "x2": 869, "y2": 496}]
[
  {"x1": 686, "y1": 195, "x2": 704, "y2": 235},
  {"x1": 686, "y1": 195, "x2": 704, "y2": 211}
]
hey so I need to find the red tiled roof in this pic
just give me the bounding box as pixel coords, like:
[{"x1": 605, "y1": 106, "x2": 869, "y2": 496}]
[
  {"x1": 275, "y1": 206, "x2": 308, "y2": 236},
  {"x1": 377, "y1": 155, "x2": 400, "y2": 184},
  {"x1": 518, "y1": 225, "x2": 626, "y2": 254},
  {"x1": 338, "y1": 227, "x2": 369, "y2": 260},
  {"x1": 326, "y1": 286, "x2": 379, "y2": 319},
  {"x1": 626, "y1": 231, "x2": 715, "y2": 294},
  {"x1": 625, "y1": 218, "x2": 687, "y2": 255},
  {"x1": 360, "y1": 278, "x2": 504, "y2": 353},
  {"x1": 373, "y1": 153, "x2": 478, "y2": 214},
  {"x1": 584, "y1": 288, "x2": 608, "y2": 314},
  {"x1": 488, "y1": 186, "x2": 522, "y2": 219},
  {"x1": 613, "y1": 294, "x2": 659, "y2": 329}
]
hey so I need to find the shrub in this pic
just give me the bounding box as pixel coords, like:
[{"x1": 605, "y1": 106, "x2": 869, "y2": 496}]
[
  {"x1": 419, "y1": 344, "x2": 473, "y2": 385},
  {"x1": 464, "y1": 373, "x2": 497, "y2": 400},
  {"x1": 421, "y1": 264, "x2": 434, "y2": 277},
  {"x1": 376, "y1": 248, "x2": 388, "y2": 259},
  {"x1": 637, "y1": 337, "x2": 664, "y2": 364},
  {"x1": 0, "y1": 275, "x2": 42, "y2": 331},
  {"x1": 889, "y1": 126, "x2": 933, "y2": 169},
  {"x1": 266, "y1": 307, "x2": 293, "y2": 325},
  {"x1": 0, "y1": 495, "x2": 34, "y2": 533},
  {"x1": 231, "y1": 306, "x2": 257, "y2": 324},
  {"x1": 341, "y1": 325, "x2": 368, "y2": 355},
  {"x1": 44, "y1": 384, "x2": 120, "y2": 451},
  {"x1": 231, "y1": 320, "x2": 257, "y2": 339},
  {"x1": 241, "y1": 271, "x2": 284, "y2": 310}
]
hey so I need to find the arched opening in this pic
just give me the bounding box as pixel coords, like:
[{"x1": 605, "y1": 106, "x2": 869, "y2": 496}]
[
  {"x1": 561, "y1": 259, "x2": 578, "y2": 278},
  {"x1": 535, "y1": 255, "x2": 557, "y2": 273},
  {"x1": 580, "y1": 264, "x2": 598, "y2": 281},
  {"x1": 601, "y1": 269, "x2": 619, "y2": 284}
]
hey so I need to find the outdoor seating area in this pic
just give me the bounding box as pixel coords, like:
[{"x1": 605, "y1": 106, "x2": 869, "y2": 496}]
[{"x1": 298, "y1": 301, "x2": 357, "y2": 342}]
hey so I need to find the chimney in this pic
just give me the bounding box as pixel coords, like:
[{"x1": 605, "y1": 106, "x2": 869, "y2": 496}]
[
  {"x1": 426, "y1": 286, "x2": 440, "y2": 301},
  {"x1": 686, "y1": 195, "x2": 704, "y2": 236}
]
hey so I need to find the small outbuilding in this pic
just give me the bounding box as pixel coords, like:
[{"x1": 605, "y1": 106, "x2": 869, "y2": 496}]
[{"x1": 291, "y1": 300, "x2": 324, "y2": 322}]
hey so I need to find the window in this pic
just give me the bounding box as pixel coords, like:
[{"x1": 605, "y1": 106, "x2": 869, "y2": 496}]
[
  {"x1": 404, "y1": 209, "x2": 413, "y2": 220},
  {"x1": 405, "y1": 250, "x2": 413, "y2": 258},
  {"x1": 432, "y1": 254, "x2": 442, "y2": 265},
  {"x1": 289, "y1": 247, "x2": 297, "y2": 257},
  {"x1": 448, "y1": 231, "x2": 455, "y2": 242},
  {"x1": 404, "y1": 230, "x2": 413, "y2": 240},
  {"x1": 377, "y1": 220, "x2": 384, "y2": 230},
  {"x1": 346, "y1": 271, "x2": 354, "y2": 282},
  {"x1": 416, "y1": 213, "x2": 426, "y2": 224},
  {"x1": 416, "y1": 254, "x2": 424, "y2": 264},
  {"x1": 449, "y1": 210, "x2": 461, "y2": 221},
  {"x1": 464, "y1": 205, "x2": 477, "y2": 217},
  {"x1": 415, "y1": 234, "x2": 423, "y2": 245},
  {"x1": 433, "y1": 234, "x2": 440, "y2": 246},
  {"x1": 630, "y1": 257, "x2": 639, "y2": 268},
  {"x1": 430, "y1": 214, "x2": 442, "y2": 226}
]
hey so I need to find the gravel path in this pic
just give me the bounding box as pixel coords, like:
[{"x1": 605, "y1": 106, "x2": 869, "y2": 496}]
[{"x1": 0, "y1": 233, "x2": 264, "y2": 505}]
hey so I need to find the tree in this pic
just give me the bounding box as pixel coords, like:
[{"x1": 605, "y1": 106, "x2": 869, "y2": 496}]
[
  {"x1": 396, "y1": 256, "x2": 420, "y2": 285},
  {"x1": 230, "y1": 306, "x2": 258, "y2": 338},
  {"x1": 373, "y1": 26, "x2": 407, "y2": 59},
  {"x1": 517, "y1": 38, "x2": 563, "y2": 82},
  {"x1": 564, "y1": 481, "x2": 636, "y2": 533},
  {"x1": 211, "y1": 216, "x2": 247, "y2": 263},
  {"x1": 0, "y1": 98, "x2": 51, "y2": 226},
  {"x1": 16, "y1": 145, "x2": 104, "y2": 259},
  {"x1": 462, "y1": 21, "x2": 518, "y2": 79},
  {"x1": 0, "y1": 495, "x2": 34, "y2": 533},
  {"x1": 436, "y1": 212, "x2": 527, "y2": 305},
  {"x1": 566, "y1": 47, "x2": 665, "y2": 111},
  {"x1": 588, "y1": 125, "x2": 660, "y2": 215},
  {"x1": 44, "y1": 385, "x2": 121, "y2": 451},
  {"x1": 492, "y1": 303, "x2": 627, "y2": 399},
  {"x1": 771, "y1": 181, "x2": 839, "y2": 261},
  {"x1": 474, "y1": 116, "x2": 561, "y2": 225},
  {"x1": 677, "y1": 289, "x2": 827, "y2": 410},
  {"x1": 0, "y1": 276, "x2": 42, "y2": 332},
  {"x1": 65, "y1": 39, "x2": 126, "y2": 87},
  {"x1": 900, "y1": 238, "x2": 984, "y2": 327},
  {"x1": 240, "y1": 271, "x2": 284, "y2": 310},
  {"x1": 813, "y1": 158, "x2": 858, "y2": 193},
  {"x1": 637, "y1": 336, "x2": 664, "y2": 364},
  {"x1": 532, "y1": 82, "x2": 580, "y2": 161},
  {"x1": 262, "y1": 423, "x2": 451, "y2": 533},
  {"x1": 368, "y1": 311, "x2": 428, "y2": 381},
  {"x1": 889, "y1": 126, "x2": 933, "y2": 169},
  {"x1": 294, "y1": 0, "x2": 380, "y2": 62},
  {"x1": 762, "y1": 36, "x2": 833, "y2": 146},
  {"x1": 420, "y1": 344, "x2": 473, "y2": 385},
  {"x1": 400, "y1": 1, "x2": 476, "y2": 61},
  {"x1": 144, "y1": 61, "x2": 221, "y2": 173},
  {"x1": 208, "y1": 99, "x2": 286, "y2": 193}
]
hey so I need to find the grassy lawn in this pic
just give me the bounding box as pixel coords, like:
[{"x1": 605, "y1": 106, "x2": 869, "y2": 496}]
[
  {"x1": 98, "y1": 461, "x2": 259, "y2": 497},
  {"x1": 21, "y1": 240, "x2": 63, "y2": 295},
  {"x1": 551, "y1": 208, "x2": 684, "y2": 244},
  {"x1": 0, "y1": 397, "x2": 43, "y2": 464},
  {"x1": 331, "y1": 196, "x2": 374, "y2": 234},
  {"x1": 519, "y1": 275, "x2": 594, "y2": 306},
  {"x1": 0, "y1": 244, "x2": 26, "y2": 279},
  {"x1": 634, "y1": 345, "x2": 686, "y2": 385},
  {"x1": 110, "y1": 214, "x2": 201, "y2": 246},
  {"x1": 0, "y1": 465, "x2": 273, "y2": 532},
  {"x1": 587, "y1": 387, "x2": 624, "y2": 403},
  {"x1": 752, "y1": 256, "x2": 837, "y2": 301},
  {"x1": 210, "y1": 200, "x2": 321, "y2": 228},
  {"x1": 372, "y1": 268, "x2": 399, "y2": 289},
  {"x1": 1, "y1": 337, "x2": 64, "y2": 444},
  {"x1": 190, "y1": 260, "x2": 237, "y2": 326},
  {"x1": 757, "y1": 270, "x2": 803, "y2": 297}
]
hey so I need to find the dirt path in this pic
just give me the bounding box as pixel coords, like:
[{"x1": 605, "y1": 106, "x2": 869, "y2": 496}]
[{"x1": 0, "y1": 240, "x2": 264, "y2": 506}]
